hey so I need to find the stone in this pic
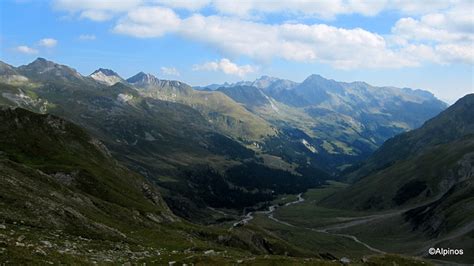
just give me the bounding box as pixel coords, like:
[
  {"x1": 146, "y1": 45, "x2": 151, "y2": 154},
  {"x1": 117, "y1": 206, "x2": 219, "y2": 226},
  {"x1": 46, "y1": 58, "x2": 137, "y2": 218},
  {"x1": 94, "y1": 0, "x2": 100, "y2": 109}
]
[
  {"x1": 204, "y1": 249, "x2": 215, "y2": 255},
  {"x1": 40, "y1": 240, "x2": 53, "y2": 248},
  {"x1": 340, "y1": 257, "x2": 351, "y2": 264}
]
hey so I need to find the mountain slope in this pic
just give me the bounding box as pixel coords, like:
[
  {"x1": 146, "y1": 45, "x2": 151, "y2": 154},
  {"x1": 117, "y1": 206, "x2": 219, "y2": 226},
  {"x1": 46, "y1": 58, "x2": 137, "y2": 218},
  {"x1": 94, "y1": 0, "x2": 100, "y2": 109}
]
[
  {"x1": 323, "y1": 93, "x2": 474, "y2": 211},
  {"x1": 345, "y1": 93, "x2": 474, "y2": 183},
  {"x1": 217, "y1": 85, "x2": 272, "y2": 110},
  {"x1": 128, "y1": 72, "x2": 277, "y2": 141},
  {"x1": 216, "y1": 75, "x2": 446, "y2": 170},
  {"x1": 0, "y1": 107, "x2": 175, "y2": 238},
  {"x1": 318, "y1": 94, "x2": 474, "y2": 264}
]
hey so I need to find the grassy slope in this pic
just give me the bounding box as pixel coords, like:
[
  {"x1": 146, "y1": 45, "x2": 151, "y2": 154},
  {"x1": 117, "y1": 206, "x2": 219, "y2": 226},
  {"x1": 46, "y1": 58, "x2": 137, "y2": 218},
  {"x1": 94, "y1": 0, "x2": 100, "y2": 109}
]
[
  {"x1": 138, "y1": 83, "x2": 277, "y2": 142},
  {"x1": 323, "y1": 137, "x2": 474, "y2": 211}
]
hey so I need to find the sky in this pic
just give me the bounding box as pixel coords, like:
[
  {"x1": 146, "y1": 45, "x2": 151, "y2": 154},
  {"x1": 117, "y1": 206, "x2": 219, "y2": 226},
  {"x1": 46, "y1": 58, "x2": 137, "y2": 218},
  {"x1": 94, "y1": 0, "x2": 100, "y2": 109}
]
[{"x1": 0, "y1": 0, "x2": 473, "y2": 103}]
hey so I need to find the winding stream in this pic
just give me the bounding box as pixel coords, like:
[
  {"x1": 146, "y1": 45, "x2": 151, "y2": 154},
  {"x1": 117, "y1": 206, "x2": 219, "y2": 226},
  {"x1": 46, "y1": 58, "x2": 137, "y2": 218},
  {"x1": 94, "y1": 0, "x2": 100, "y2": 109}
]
[{"x1": 232, "y1": 192, "x2": 385, "y2": 254}]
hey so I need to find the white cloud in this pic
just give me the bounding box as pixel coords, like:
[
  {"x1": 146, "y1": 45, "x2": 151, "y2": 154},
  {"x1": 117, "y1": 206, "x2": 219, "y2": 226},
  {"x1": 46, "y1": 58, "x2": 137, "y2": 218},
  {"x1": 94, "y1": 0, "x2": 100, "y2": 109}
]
[
  {"x1": 15, "y1": 45, "x2": 38, "y2": 54},
  {"x1": 160, "y1": 66, "x2": 180, "y2": 76},
  {"x1": 155, "y1": 0, "x2": 210, "y2": 11},
  {"x1": 78, "y1": 34, "x2": 96, "y2": 40},
  {"x1": 113, "y1": 9, "x2": 418, "y2": 68},
  {"x1": 38, "y1": 38, "x2": 58, "y2": 48},
  {"x1": 54, "y1": 0, "x2": 142, "y2": 11},
  {"x1": 53, "y1": 0, "x2": 143, "y2": 21},
  {"x1": 391, "y1": 4, "x2": 474, "y2": 64},
  {"x1": 114, "y1": 6, "x2": 180, "y2": 37},
  {"x1": 79, "y1": 9, "x2": 113, "y2": 21},
  {"x1": 193, "y1": 58, "x2": 257, "y2": 77}
]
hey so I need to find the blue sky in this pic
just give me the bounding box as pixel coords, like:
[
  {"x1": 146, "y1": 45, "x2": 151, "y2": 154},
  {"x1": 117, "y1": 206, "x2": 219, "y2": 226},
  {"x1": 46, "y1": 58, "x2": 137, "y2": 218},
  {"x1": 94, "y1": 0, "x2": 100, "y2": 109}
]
[{"x1": 1, "y1": 0, "x2": 473, "y2": 103}]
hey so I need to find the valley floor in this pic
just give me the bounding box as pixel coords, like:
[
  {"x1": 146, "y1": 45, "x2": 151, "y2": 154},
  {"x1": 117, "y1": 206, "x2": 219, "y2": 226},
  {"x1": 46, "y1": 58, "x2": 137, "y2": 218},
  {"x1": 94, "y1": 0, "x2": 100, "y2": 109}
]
[{"x1": 208, "y1": 181, "x2": 470, "y2": 265}]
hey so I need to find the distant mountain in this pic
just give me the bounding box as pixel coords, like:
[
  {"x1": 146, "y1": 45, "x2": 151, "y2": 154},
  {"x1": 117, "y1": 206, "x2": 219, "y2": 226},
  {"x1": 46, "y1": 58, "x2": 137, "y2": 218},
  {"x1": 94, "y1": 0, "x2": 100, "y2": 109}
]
[
  {"x1": 90, "y1": 68, "x2": 124, "y2": 86},
  {"x1": 128, "y1": 72, "x2": 277, "y2": 141},
  {"x1": 217, "y1": 85, "x2": 272, "y2": 110},
  {"x1": 127, "y1": 71, "x2": 158, "y2": 86},
  {"x1": 0, "y1": 61, "x2": 28, "y2": 84},
  {"x1": 213, "y1": 74, "x2": 447, "y2": 173},
  {"x1": 202, "y1": 76, "x2": 297, "y2": 91}
]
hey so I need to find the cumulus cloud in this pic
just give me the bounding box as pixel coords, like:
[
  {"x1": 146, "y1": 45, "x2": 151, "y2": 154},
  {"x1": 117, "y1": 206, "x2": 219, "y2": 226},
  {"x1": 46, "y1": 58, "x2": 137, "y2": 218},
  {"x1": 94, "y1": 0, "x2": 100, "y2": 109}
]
[
  {"x1": 114, "y1": 6, "x2": 180, "y2": 37},
  {"x1": 113, "y1": 9, "x2": 417, "y2": 68},
  {"x1": 391, "y1": 4, "x2": 474, "y2": 64},
  {"x1": 38, "y1": 38, "x2": 58, "y2": 48},
  {"x1": 193, "y1": 58, "x2": 257, "y2": 77},
  {"x1": 15, "y1": 45, "x2": 38, "y2": 54},
  {"x1": 78, "y1": 34, "x2": 96, "y2": 40},
  {"x1": 52, "y1": 0, "x2": 474, "y2": 67},
  {"x1": 160, "y1": 66, "x2": 180, "y2": 76}
]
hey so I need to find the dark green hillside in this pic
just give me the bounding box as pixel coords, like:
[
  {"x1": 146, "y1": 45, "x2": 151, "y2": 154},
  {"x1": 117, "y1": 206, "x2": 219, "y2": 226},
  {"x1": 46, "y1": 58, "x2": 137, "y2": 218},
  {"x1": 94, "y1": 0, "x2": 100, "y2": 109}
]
[
  {"x1": 324, "y1": 94, "x2": 474, "y2": 210},
  {"x1": 0, "y1": 107, "x2": 175, "y2": 237},
  {"x1": 318, "y1": 94, "x2": 474, "y2": 264}
]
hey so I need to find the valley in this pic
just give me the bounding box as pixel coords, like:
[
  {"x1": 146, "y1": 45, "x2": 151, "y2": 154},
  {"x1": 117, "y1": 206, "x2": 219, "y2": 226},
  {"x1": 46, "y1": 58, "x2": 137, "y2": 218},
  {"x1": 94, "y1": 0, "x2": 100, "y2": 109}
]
[{"x1": 0, "y1": 58, "x2": 471, "y2": 265}]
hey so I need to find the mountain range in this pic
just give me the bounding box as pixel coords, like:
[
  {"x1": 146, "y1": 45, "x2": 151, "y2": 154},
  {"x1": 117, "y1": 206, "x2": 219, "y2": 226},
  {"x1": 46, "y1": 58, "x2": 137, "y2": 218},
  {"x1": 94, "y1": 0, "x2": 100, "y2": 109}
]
[{"x1": 1, "y1": 57, "x2": 470, "y2": 264}]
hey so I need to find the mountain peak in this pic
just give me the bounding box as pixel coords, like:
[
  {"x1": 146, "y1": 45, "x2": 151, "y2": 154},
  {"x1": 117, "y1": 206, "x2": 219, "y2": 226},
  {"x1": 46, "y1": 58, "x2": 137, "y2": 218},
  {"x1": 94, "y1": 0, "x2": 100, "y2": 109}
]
[
  {"x1": 90, "y1": 68, "x2": 124, "y2": 86},
  {"x1": 304, "y1": 74, "x2": 327, "y2": 82},
  {"x1": 29, "y1": 57, "x2": 56, "y2": 68},
  {"x1": 18, "y1": 57, "x2": 84, "y2": 82},
  {"x1": 127, "y1": 72, "x2": 161, "y2": 88},
  {"x1": 256, "y1": 75, "x2": 278, "y2": 81},
  {"x1": 91, "y1": 68, "x2": 119, "y2": 77}
]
